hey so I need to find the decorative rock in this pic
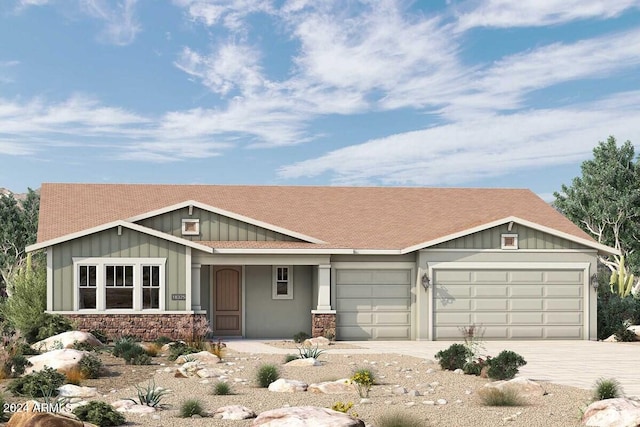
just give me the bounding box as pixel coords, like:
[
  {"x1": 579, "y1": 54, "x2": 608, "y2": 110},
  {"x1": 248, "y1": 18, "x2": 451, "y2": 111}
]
[
  {"x1": 26, "y1": 349, "x2": 86, "y2": 374},
  {"x1": 286, "y1": 358, "x2": 321, "y2": 367},
  {"x1": 423, "y1": 401, "x2": 435, "y2": 405},
  {"x1": 407, "y1": 390, "x2": 421, "y2": 397},
  {"x1": 7, "y1": 411, "x2": 96, "y2": 427},
  {"x1": 213, "y1": 405, "x2": 256, "y2": 420},
  {"x1": 484, "y1": 377, "x2": 546, "y2": 398},
  {"x1": 426, "y1": 368, "x2": 435, "y2": 374},
  {"x1": 429, "y1": 381, "x2": 440, "y2": 387},
  {"x1": 437, "y1": 399, "x2": 447, "y2": 405},
  {"x1": 454, "y1": 368, "x2": 464, "y2": 374},
  {"x1": 176, "y1": 351, "x2": 220, "y2": 365},
  {"x1": 196, "y1": 368, "x2": 228, "y2": 378},
  {"x1": 31, "y1": 331, "x2": 103, "y2": 352},
  {"x1": 112, "y1": 400, "x2": 156, "y2": 414},
  {"x1": 302, "y1": 336, "x2": 331, "y2": 347},
  {"x1": 57, "y1": 385, "x2": 98, "y2": 399},
  {"x1": 308, "y1": 379, "x2": 354, "y2": 394},
  {"x1": 251, "y1": 406, "x2": 364, "y2": 426},
  {"x1": 582, "y1": 398, "x2": 640, "y2": 427},
  {"x1": 360, "y1": 398, "x2": 372, "y2": 404},
  {"x1": 268, "y1": 378, "x2": 308, "y2": 393},
  {"x1": 393, "y1": 386, "x2": 408, "y2": 395},
  {"x1": 405, "y1": 402, "x2": 416, "y2": 407}
]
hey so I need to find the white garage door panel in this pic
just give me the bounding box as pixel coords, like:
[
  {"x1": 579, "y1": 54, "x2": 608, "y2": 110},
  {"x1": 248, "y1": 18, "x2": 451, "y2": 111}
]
[
  {"x1": 433, "y1": 267, "x2": 584, "y2": 340},
  {"x1": 336, "y1": 268, "x2": 412, "y2": 340}
]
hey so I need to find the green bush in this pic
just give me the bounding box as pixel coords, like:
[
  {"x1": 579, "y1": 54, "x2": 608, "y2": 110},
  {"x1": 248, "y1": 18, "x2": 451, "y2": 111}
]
[
  {"x1": 597, "y1": 287, "x2": 640, "y2": 340},
  {"x1": 168, "y1": 342, "x2": 199, "y2": 361},
  {"x1": 180, "y1": 399, "x2": 205, "y2": 418},
  {"x1": 72, "y1": 340, "x2": 100, "y2": 352},
  {"x1": 478, "y1": 387, "x2": 525, "y2": 406},
  {"x1": 121, "y1": 345, "x2": 151, "y2": 365},
  {"x1": 35, "y1": 314, "x2": 74, "y2": 341},
  {"x1": 7, "y1": 366, "x2": 66, "y2": 397},
  {"x1": 256, "y1": 364, "x2": 280, "y2": 388},
  {"x1": 487, "y1": 350, "x2": 527, "y2": 380},
  {"x1": 351, "y1": 367, "x2": 376, "y2": 398},
  {"x1": 79, "y1": 353, "x2": 103, "y2": 379},
  {"x1": 614, "y1": 323, "x2": 637, "y2": 342},
  {"x1": 376, "y1": 412, "x2": 425, "y2": 427},
  {"x1": 293, "y1": 331, "x2": 310, "y2": 343},
  {"x1": 593, "y1": 377, "x2": 623, "y2": 401},
  {"x1": 463, "y1": 356, "x2": 491, "y2": 376},
  {"x1": 111, "y1": 337, "x2": 138, "y2": 357},
  {"x1": 435, "y1": 343, "x2": 471, "y2": 371},
  {"x1": 89, "y1": 329, "x2": 109, "y2": 344},
  {"x1": 154, "y1": 336, "x2": 172, "y2": 345},
  {"x1": 284, "y1": 354, "x2": 299, "y2": 363},
  {"x1": 73, "y1": 401, "x2": 126, "y2": 427},
  {"x1": 4, "y1": 354, "x2": 32, "y2": 377},
  {"x1": 212, "y1": 381, "x2": 232, "y2": 395}
]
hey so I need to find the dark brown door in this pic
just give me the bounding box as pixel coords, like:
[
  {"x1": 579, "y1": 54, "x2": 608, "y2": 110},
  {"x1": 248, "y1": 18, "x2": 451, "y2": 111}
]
[{"x1": 213, "y1": 267, "x2": 241, "y2": 336}]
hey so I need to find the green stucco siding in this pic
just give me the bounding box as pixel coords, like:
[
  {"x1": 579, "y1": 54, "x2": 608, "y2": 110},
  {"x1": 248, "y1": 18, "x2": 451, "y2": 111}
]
[
  {"x1": 431, "y1": 224, "x2": 590, "y2": 250},
  {"x1": 51, "y1": 227, "x2": 186, "y2": 311},
  {"x1": 137, "y1": 207, "x2": 301, "y2": 242}
]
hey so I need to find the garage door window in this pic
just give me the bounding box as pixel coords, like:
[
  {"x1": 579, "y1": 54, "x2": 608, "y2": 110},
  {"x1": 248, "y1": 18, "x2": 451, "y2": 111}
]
[{"x1": 272, "y1": 266, "x2": 293, "y2": 299}]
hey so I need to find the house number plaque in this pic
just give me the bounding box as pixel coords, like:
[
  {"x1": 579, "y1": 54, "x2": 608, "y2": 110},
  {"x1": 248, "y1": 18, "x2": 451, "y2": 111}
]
[{"x1": 171, "y1": 294, "x2": 186, "y2": 300}]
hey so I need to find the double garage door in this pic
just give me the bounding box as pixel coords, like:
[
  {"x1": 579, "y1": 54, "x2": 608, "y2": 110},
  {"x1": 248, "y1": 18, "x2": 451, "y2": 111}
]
[
  {"x1": 336, "y1": 268, "x2": 412, "y2": 340},
  {"x1": 433, "y1": 267, "x2": 585, "y2": 339}
]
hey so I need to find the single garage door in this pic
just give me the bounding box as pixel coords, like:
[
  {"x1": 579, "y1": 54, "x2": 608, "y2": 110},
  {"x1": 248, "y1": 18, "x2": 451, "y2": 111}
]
[
  {"x1": 336, "y1": 269, "x2": 412, "y2": 340},
  {"x1": 433, "y1": 268, "x2": 584, "y2": 339}
]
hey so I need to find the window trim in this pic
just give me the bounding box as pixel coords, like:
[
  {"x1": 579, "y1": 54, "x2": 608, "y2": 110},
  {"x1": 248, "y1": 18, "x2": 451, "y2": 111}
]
[
  {"x1": 181, "y1": 219, "x2": 200, "y2": 236},
  {"x1": 272, "y1": 265, "x2": 293, "y2": 300},
  {"x1": 501, "y1": 234, "x2": 519, "y2": 250},
  {"x1": 73, "y1": 257, "x2": 166, "y2": 312}
]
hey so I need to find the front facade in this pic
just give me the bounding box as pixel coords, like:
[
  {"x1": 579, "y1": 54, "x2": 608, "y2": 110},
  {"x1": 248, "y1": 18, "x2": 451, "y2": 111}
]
[{"x1": 28, "y1": 184, "x2": 618, "y2": 341}]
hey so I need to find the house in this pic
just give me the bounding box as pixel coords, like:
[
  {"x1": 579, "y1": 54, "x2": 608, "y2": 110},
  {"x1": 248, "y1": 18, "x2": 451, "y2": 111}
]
[{"x1": 27, "y1": 183, "x2": 618, "y2": 341}]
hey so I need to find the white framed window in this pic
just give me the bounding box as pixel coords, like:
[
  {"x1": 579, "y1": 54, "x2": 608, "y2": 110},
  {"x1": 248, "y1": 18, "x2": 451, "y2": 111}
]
[
  {"x1": 501, "y1": 234, "x2": 519, "y2": 250},
  {"x1": 272, "y1": 266, "x2": 293, "y2": 299},
  {"x1": 73, "y1": 258, "x2": 165, "y2": 312},
  {"x1": 181, "y1": 219, "x2": 200, "y2": 236}
]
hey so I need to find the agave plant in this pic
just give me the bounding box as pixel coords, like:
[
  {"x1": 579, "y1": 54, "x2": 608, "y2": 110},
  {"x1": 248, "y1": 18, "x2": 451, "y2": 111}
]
[
  {"x1": 296, "y1": 344, "x2": 326, "y2": 359},
  {"x1": 610, "y1": 256, "x2": 636, "y2": 298},
  {"x1": 129, "y1": 380, "x2": 170, "y2": 408}
]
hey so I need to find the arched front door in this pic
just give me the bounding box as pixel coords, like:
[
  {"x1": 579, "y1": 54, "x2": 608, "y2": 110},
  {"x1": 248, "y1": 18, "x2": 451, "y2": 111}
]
[{"x1": 213, "y1": 266, "x2": 242, "y2": 336}]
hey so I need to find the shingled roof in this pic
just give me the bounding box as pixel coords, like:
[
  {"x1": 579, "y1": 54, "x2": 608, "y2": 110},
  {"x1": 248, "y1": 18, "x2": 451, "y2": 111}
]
[{"x1": 35, "y1": 183, "x2": 606, "y2": 252}]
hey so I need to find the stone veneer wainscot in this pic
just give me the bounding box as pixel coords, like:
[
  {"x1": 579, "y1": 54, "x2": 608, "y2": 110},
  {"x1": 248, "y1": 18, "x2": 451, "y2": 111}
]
[{"x1": 312, "y1": 313, "x2": 336, "y2": 339}]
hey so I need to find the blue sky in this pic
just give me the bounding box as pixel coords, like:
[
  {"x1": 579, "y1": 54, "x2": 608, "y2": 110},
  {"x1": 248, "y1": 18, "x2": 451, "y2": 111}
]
[{"x1": 1, "y1": 0, "x2": 640, "y2": 200}]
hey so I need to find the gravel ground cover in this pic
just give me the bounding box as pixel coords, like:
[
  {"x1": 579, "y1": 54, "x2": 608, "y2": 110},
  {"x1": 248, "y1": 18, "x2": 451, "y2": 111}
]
[{"x1": 93, "y1": 349, "x2": 592, "y2": 427}]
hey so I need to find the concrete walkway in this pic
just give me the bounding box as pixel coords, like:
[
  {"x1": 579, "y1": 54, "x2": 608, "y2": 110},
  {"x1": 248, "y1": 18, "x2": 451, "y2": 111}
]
[{"x1": 226, "y1": 339, "x2": 640, "y2": 397}]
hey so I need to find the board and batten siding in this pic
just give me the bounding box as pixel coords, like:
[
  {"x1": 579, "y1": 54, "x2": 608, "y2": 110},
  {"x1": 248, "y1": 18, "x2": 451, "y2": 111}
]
[
  {"x1": 431, "y1": 224, "x2": 589, "y2": 250},
  {"x1": 137, "y1": 207, "x2": 301, "y2": 242},
  {"x1": 51, "y1": 227, "x2": 187, "y2": 311}
]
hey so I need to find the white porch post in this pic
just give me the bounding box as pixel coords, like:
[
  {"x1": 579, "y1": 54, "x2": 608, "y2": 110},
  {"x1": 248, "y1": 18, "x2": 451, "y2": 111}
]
[
  {"x1": 191, "y1": 263, "x2": 202, "y2": 311},
  {"x1": 315, "y1": 264, "x2": 332, "y2": 311}
]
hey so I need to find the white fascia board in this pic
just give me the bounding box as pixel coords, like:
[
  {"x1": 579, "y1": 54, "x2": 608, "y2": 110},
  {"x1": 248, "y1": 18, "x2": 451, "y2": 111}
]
[
  {"x1": 353, "y1": 249, "x2": 403, "y2": 255},
  {"x1": 27, "y1": 220, "x2": 214, "y2": 254},
  {"x1": 212, "y1": 248, "x2": 354, "y2": 255},
  {"x1": 126, "y1": 200, "x2": 326, "y2": 244},
  {"x1": 401, "y1": 216, "x2": 620, "y2": 256}
]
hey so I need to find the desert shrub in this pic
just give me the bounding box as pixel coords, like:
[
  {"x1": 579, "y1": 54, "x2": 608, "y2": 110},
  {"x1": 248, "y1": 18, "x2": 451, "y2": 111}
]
[
  {"x1": 111, "y1": 337, "x2": 137, "y2": 358},
  {"x1": 2, "y1": 354, "x2": 32, "y2": 377},
  {"x1": 212, "y1": 381, "x2": 232, "y2": 395},
  {"x1": 207, "y1": 338, "x2": 226, "y2": 359},
  {"x1": 376, "y1": 412, "x2": 425, "y2": 427},
  {"x1": 154, "y1": 336, "x2": 172, "y2": 345},
  {"x1": 8, "y1": 366, "x2": 65, "y2": 397},
  {"x1": 597, "y1": 287, "x2": 640, "y2": 340},
  {"x1": 64, "y1": 367, "x2": 86, "y2": 385},
  {"x1": 131, "y1": 380, "x2": 170, "y2": 407},
  {"x1": 256, "y1": 364, "x2": 280, "y2": 388},
  {"x1": 89, "y1": 329, "x2": 109, "y2": 344},
  {"x1": 131, "y1": 353, "x2": 152, "y2": 365},
  {"x1": 351, "y1": 367, "x2": 375, "y2": 398},
  {"x1": 35, "y1": 314, "x2": 73, "y2": 341},
  {"x1": 168, "y1": 342, "x2": 199, "y2": 361},
  {"x1": 324, "y1": 328, "x2": 336, "y2": 341},
  {"x1": 120, "y1": 345, "x2": 146, "y2": 364},
  {"x1": 593, "y1": 377, "x2": 623, "y2": 401},
  {"x1": 463, "y1": 356, "x2": 491, "y2": 376},
  {"x1": 79, "y1": 353, "x2": 102, "y2": 378},
  {"x1": 297, "y1": 344, "x2": 326, "y2": 359},
  {"x1": 72, "y1": 340, "x2": 99, "y2": 352},
  {"x1": 292, "y1": 331, "x2": 310, "y2": 343},
  {"x1": 478, "y1": 387, "x2": 525, "y2": 406},
  {"x1": 435, "y1": 343, "x2": 471, "y2": 371},
  {"x1": 143, "y1": 343, "x2": 161, "y2": 357},
  {"x1": 73, "y1": 401, "x2": 126, "y2": 427},
  {"x1": 284, "y1": 354, "x2": 299, "y2": 363},
  {"x1": 180, "y1": 399, "x2": 205, "y2": 418},
  {"x1": 487, "y1": 350, "x2": 527, "y2": 380},
  {"x1": 614, "y1": 322, "x2": 637, "y2": 342},
  {"x1": 0, "y1": 262, "x2": 46, "y2": 343}
]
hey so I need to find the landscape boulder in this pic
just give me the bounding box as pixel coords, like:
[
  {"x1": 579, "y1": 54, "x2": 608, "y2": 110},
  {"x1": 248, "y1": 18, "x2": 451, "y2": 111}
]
[
  {"x1": 31, "y1": 331, "x2": 103, "y2": 352},
  {"x1": 483, "y1": 377, "x2": 546, "y2": 398},
  {"x1": 302, "y1": 337, "x2": 331, "y2": 347},
  {"x1": 26, "y1": 349, "x2": 86, "y2": 374},
  {"x1": 175, "y1": 351, "x2": 220, "y2": 365},
  {"x1": 252, "y1": 406, "x2": 364, "y2": 426},
  {"x1": 111, "y1": 400, "x2": 157, "y2": 414},
  {"x1": 582, "y1": 398, "x2": 640, "y2": 427},
  {"x1": 285, "y1": 358, "x2": 321, "y2": 367},
  {"x1": 308, "y1": 379, "x2": 354, "y2": 394},
  {"x1": 213, "y1": 405, "x2": 256, "y2": 420},
  {"x1": 7, "y1": 411, "x2": 97, "y2": 427},
  {"x1": 57, "y1": 385, "x2": 98, "y2": 399},
  {"x1": 268, "y1": 378, "x2": 308, "y2": 393}
]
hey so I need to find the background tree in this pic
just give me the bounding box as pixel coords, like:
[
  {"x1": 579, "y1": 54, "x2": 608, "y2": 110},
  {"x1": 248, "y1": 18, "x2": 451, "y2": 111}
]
[
  {"x1": 0, "y1": 188, "x2": 40, "y2": 295},
  {"x1": 554, "y1": 136, "x2": 640, "y2": 274}
]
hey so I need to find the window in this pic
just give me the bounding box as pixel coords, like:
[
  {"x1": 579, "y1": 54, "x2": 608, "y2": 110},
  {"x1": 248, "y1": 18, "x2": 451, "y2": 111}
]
[
  {"x1": 181, "y1": 219, "x2": 200, "y2": 236},
  {"x1": 501, "y1": 234, "x2": 518, "y2": 250},
  {"x1": 74, "y1": 258, "x2": 165, "y2": 311},
  {"x1": 272, "y1": 266, "x2": 293, "y2": 299}
]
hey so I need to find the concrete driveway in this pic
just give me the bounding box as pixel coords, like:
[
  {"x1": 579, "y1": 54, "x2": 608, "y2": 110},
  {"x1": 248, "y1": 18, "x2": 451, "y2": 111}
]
[{"x1": 226, "y1": 340, "x2": 640, "y2": 397}]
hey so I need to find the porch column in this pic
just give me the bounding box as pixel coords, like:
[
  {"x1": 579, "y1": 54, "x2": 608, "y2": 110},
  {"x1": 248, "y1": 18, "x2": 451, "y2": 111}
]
[
  {"x1": 312, "y1": 264, "x2": 336, "y2": 338},
  {"x1": 191, "y1": 263, "x2": 201, "y2": 311},
  {"x1": 316, "y1": 264, "x2": 332, "y2": 311}
]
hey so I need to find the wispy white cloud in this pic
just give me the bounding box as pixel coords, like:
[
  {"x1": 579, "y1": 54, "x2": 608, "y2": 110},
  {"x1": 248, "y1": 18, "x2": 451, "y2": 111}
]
[
  {"x1": 278, "y1": 91, "x2": 640, "y2": 185},
  {"x1": 80, "y1": 0, "x2": 141, "y2": 45},
  {"x1": 455, "y1": 0, "x2": 640, "y2": 31},
  {"x1": 0, "y1": 60, "x2": 20, "y2": 84},
  {"x1": 173, "y1": 0, "x2": 274, "y2": 32}
]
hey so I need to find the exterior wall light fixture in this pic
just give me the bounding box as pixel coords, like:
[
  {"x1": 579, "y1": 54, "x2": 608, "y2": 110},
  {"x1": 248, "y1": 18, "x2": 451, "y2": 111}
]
[{"x1": 421, "y1": 272, "x2": 430, "y2": 290}]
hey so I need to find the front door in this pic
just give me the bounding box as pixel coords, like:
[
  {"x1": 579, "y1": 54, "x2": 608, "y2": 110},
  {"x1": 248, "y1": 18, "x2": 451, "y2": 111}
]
[{"x1": 213, "y1": 266, "x2": 242, "y2": 336}]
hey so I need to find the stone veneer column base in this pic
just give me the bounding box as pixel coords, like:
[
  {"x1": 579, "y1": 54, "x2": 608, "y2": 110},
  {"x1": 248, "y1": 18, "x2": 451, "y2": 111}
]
[
  {"x1": 312, "y1": 313, "x2": 336, "y2": 339},
  {"x1": 64, "y1": 313, "x2": 210, "y2": 341}
]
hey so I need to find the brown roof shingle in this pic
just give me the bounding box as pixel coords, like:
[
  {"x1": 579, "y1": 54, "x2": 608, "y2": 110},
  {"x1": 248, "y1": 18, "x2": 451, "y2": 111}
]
[{"x1": 36, "y1": 183, "x2": 595, "y2": 250}]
